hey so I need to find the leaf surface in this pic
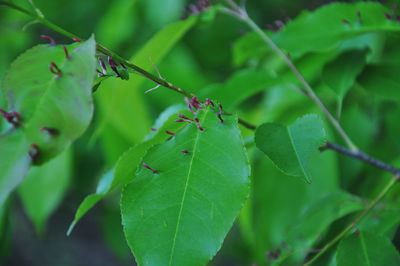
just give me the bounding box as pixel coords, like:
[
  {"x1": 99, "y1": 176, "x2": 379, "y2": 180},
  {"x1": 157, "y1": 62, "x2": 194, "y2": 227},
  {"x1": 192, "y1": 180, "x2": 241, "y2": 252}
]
[
  {"x1": 336, "y1": 231, "x2": 400, "y2": 266},
  {"x1": 255, "y1": 114, "x2": 326, "y2": 183},
  {"x1": 357, "y1": 65, "x2": 400, "y2": 101},
  {"x1": 322, "y1": 49, "x2": 368, "y2": 99},
  {"x1": 0, "y1": 37, "x2": 96, "y2": 205},
  {"x1": 121, "y1": 106, "x2": 250, "y2": 266},
  {"x1": 2, "y1": 37, "x2": 96, "y2": 163},
  {"x1": 67, "y1": 106, "x2": 191, "y2": 235},
  {"x1": 19, "y1": 148, "x2": 72, "y2": 234},
  {"x1": 233, "y1": 2, "x2": 400, "y2": 62},
  {"x1": 0, "y1": 131, "x2": 31, "y2": 205}
]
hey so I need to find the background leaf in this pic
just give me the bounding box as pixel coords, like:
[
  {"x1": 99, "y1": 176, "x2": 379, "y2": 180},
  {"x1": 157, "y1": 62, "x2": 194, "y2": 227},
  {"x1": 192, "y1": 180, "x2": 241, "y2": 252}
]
[
  {"x1": 255, "y1": 114, "x2": 326, "y2": 183},
  {"x1": 121, "y1": 106, "x2": 250, "y2": 266},
  {"x1": 18, "y1": 148, "x2": 72, "y2": 234},
  {"x1": 0, "y1": 131, "x2": 31, "y2": 205},
  {"x1": 357, "y1": 65, "x2": 400, "y2": 101},
  {"x1": 322, "y1": 49, "x2": 368, "y2": 100},
  {"x1": 336, "y1": 231, "x2": 400, "y2": 266}
]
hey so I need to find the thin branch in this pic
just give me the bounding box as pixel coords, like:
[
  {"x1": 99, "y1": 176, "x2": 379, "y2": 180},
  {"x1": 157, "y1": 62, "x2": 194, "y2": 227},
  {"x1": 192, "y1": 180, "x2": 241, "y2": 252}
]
[
  {"x1": 303, "y1": 175, "x2": 398, "y2": 265},
  {"x1": 320, "y1": 142, "x2": 400, "y2": 177},
  {"x1": 0, "y1": 1, "x2": 195, "y2": 99},
  {"x1": 0, "y1": 0, "x2": 260, "y2": 130},
  {"x1": 220, "y1": 4, "x2": 358, "y2": 151}
]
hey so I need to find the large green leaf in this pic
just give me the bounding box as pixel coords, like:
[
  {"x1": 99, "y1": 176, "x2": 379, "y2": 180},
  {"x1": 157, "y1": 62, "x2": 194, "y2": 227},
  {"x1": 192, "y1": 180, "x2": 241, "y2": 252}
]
[
  {"x1": 0, "y1": 37, "x2": 96, "y2": 205},
  {"x1": 255, "y1": 114, "x2": 326, "y2": 183},
  {"x1": 322, "y1": 49, "x2": 368, "y2": 100},
  {"x1": 67, "y1": 105, "x2": 192, "y2": 235},
  {"x1": 357, "y1": 65, "x2": 400, "y2": 101},
  {"x1": 1, "y1": 37, "x2": 96, "y2": 164},
  {"x1": 336, "y1": 231, "x2": 400, "y2": 266},
  {"x1": 233, "y1": 2, "x2": 400, "y2": 62},
  {"x1": 121, "y1": 106, "x2": 250, "y2": 265},
  {"x1": 18, "y1": 148, "x2": 72, "y2": 234}
]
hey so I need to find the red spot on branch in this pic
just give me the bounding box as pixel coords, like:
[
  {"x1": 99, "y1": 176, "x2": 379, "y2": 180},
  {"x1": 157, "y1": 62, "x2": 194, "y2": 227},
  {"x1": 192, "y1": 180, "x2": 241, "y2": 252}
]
[
  {"x1": 40, "y1": 35, "x2": 55, "y2": 46},
  {"x1": 141, "y1": 162, "x2": 158, "y2": 174}
]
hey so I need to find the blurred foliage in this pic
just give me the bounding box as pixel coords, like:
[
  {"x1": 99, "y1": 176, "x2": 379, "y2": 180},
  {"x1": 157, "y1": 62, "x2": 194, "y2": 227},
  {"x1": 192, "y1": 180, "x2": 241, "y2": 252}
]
[{"x1": 1, "y1": 0, "x2": 400, "y2": 265}]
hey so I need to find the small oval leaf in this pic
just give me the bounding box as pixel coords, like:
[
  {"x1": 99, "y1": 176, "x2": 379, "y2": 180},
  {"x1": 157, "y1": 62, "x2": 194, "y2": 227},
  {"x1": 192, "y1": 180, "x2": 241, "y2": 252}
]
[{"x1": 255, "y1": 114, "x2": 326, "y2": 183}]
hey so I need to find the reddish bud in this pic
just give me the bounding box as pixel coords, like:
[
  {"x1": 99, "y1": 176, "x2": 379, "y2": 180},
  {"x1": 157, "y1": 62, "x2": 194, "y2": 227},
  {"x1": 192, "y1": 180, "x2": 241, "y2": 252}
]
[
  {"x1": 72, "y1": 37, "x2": 81, "y2": 43},
  {"x1": 217, "y1": 112, "x2": 224, "y2": 123},
  {"x1": 187, "y1": 104, "x2": 197, "y2": 115},
  {"x1": 355, "y1": 230, "x2": 360, "y2": 237},
  {"x1": 384, "y1": 12, "x2": 393, "y2": 20},
  {"x1": 40, "y1": 35, "x2": 55, "y2": 46},
  {"x1": 108, "y1": 56, "x2": 120, "y2": 77},
  {"x1": 141, "y1": 162, "x2": 158, "y2": 174},
  {"x1": 181, "y1": 150, "x2": 189, "y2": 154},
  {"x1": 96, "y1": 69, "x2": 105, "y2": 77},
  {"x1": 29, "y1": 144, "x2": 40, "y2": 160},
  {"x1": 63, "y1": 45, "x2": 70, "y2": 60},
  {"x1": 206, "y1": 98, "x2": 214, "y2": 107},
  {"x1": 0, "y1": 108, "x2": 21, "y2": 127},
  {"x1": 49, "y1": 62, "x2": 62, "y2": 76},
  {"x1": 178, "y1": 113, "x2": 191, "y2": 120},
  {"x1": 40, "y1": 126, "x2": 59, "y2": 135},
  {"x1": 195, "y1": 122, "x2": 204, "y2": 131},
  {"x1": 98, "y1": 57, "x2": 107, "y2": 74},
  {"x1": 166, "y1": 130, "x2": 176, "y2": 136}
]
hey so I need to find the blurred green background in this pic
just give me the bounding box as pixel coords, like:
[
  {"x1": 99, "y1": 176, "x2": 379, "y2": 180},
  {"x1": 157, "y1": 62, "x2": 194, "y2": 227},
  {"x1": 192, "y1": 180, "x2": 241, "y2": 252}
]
[{"x1": 0, "y1": 0, "x2": 396, "y2": 265}]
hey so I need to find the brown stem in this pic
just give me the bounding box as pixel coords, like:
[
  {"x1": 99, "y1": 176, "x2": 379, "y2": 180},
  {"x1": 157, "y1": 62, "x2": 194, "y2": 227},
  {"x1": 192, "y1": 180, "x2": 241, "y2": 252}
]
[{"x1": 320, "y1": 142, "x2": 400, "y2": 178}]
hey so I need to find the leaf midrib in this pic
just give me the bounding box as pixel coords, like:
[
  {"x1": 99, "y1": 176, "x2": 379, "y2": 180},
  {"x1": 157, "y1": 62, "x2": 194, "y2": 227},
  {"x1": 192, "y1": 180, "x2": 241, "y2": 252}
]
[
  {"x1": 168, "y1": 108, "x2": 210, "y2": 266},
  {"x1": 286, "y1": 126, "x2": 307, "y2": 178},
  {"x1": 360, "y1": 233, "x2": 371, "y2": 266}
]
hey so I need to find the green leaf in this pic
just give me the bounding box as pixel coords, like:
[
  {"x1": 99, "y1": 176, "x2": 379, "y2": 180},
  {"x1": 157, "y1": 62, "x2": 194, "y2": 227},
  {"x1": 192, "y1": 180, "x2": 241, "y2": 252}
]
[
  {"x1": 1, "y1": 37, "x2": 96, "y2": 164},
  {"x1": 255, "y1": 114, "x2": 326, "y2": 183},
  {"x1": 233, "y1": 2, "x2": 400, "y2": 62},
  {"x1": 66, "y1": 169, "x2": 114, "y2": 236},
  {"x1": 121, "y1": 106, "x2": 250, "y2": 266},
  {"x1": 18, "y1": 148, "x2": 72, "y2": 234},
  {"x1": 0, "y1": 131, "x2": 31, "y2": 205},
  {"x1": 97, "y1": 17, "x2": 197, "y2": 143},
  {"x1": 357, "y1": 65, "x2": 400, "y2": 101},
  {"x1": 67, "y1": 105, "x2": 191, "y2": 235},
  {"x1": 0, "y1": 37, "x2": 96, "y2": 206},
  {"x1": 322, "y1": 49, "x2": 368, "y2": 99},
  {"x1": 336, "y1": 231, "x2": 400, "y2": 266},
  {"x1": 288, "y1": 190, "x2": 364, "y2": 249}
]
